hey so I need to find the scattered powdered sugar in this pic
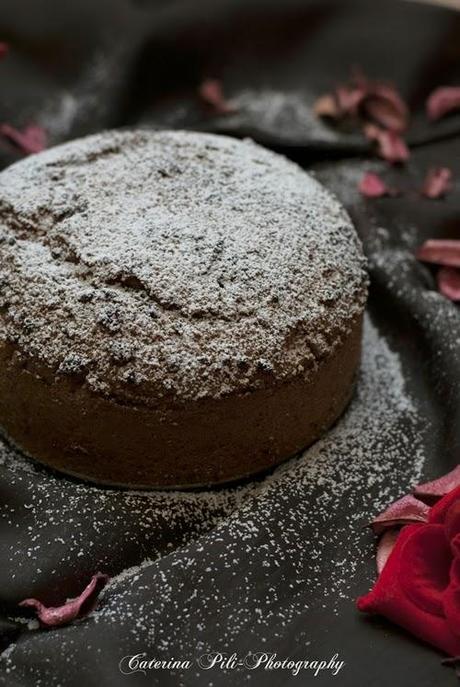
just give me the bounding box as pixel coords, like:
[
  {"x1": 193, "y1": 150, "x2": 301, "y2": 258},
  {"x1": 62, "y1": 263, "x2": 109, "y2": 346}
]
[
  {"x1": 0, "y1": 314, "x2": 426, "y2": 676},
  {"x1": 0, "y1": 129, "x2": 367, "y2": 403},
  {"x1": 211, "y1": 89, "x2": 345, "y2": 144},
  {"x1": 147, "y1": 88, "x2": 352, "y2": 147},
  {"x1": 316, "y1": 157, "x2": 460, "y2": 370},
  {"x1": 37, "y1": 92, "x2": 80, "y2": 141},
  {"x1": 36, "y1": 49, "x2": 127, "y2": 145},
  {"x1": 97, "y1": 314, "x2": 425, "y2": 609}
]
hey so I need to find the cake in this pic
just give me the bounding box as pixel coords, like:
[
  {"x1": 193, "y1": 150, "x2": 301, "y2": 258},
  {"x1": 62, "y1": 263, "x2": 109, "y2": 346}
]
[{"x1": 0, "y1": 129, "x2": 368, "y2": 488}]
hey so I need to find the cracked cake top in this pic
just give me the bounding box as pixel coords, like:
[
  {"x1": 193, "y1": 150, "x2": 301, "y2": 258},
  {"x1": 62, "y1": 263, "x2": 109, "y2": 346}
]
[{"x1": 0, "y1": 129, "x2": 367, "y2": 405}]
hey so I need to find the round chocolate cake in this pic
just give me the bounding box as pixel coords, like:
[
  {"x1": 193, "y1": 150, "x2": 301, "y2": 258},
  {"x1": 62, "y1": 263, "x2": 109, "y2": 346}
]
[{"x1": 0, "y1": 130, "x2": 368, "y2": 487}]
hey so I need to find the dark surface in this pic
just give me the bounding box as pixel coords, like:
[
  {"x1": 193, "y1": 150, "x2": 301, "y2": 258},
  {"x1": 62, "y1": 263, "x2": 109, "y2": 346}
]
[{"x1": 0, "y1": 1, "x2": 459, "y2": 685}]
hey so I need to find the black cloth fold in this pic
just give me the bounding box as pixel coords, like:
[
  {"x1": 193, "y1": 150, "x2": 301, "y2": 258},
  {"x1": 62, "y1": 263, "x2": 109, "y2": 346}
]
[{"x1": 0, "y1": 1, "x2": 459, "y2": 686}]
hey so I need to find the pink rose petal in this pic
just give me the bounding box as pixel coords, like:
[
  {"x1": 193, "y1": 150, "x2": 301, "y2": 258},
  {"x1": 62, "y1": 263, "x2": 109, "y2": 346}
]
[
  {"x1": 0, "y1": 123, "x2": 47, "y2": 154},
  {"x1": 364, "y1": 124, "x2": 409, "y2": 164},
  {"x1": 358, "y1": 171, "x2": 401, "y2": 198},
  {"x1": 359, "y1": 474, "x2": 460, "y2": 659},
  {"x1": 371, "y1": 494, "x2": 430, "y2": 535},
  {"x1": 198, "y1": 78, "x2": 237, "y2": 116},
  {"x1": 376, "y1": 529, "x2": 400, "y2": 574},
  {"x1": 313, "y1": 93, "x2": 342, "y2": 119},
  {"x1": 313, "y1": 71, "x2": 409, "y2": 134},
  {"x1": 314, "y1": 86, "x2": 365, "y2": 121},
  {"x1": 426, "y1": 86, "x2": 460, "y2": 121},
  {"x1": 358, "y1": 522, "x2": 460, "y2": 657},
  {"x1": 437, "y1": 267, "x2": 460, "y2": 302},
  {"x1": 361, "y1": 83, "x2": 409, "y2": 133},
  {"x1": 415, "y1": 465, "x2": 460, "y2": 503},
  {"x1": 336, "y1": 85, "x2": 365, "y2": 117},
  {"x1": 19, "y1": 572, "x2": 109, "y2": 627},
  {"x1": 377, "y1": 131, "x2": 409, "y2": 164},
  {"x1": 359, "y1": 171, "x2": 388, "y2": 198},
  {"x1": 421, "y1": 167, "x2": 453, "y2": 199},
  {"x1": 416, "y1": 240, "x2": 460, "y2": 269},
  {"x1": 429, "y1": 485, "x2": 460, "y2": 525}
]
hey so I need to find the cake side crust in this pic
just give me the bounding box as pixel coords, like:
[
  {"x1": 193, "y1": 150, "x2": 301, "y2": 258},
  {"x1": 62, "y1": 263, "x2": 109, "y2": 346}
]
[{"x1": 0, "y1": 314, "x2": 363, "y2": 488}]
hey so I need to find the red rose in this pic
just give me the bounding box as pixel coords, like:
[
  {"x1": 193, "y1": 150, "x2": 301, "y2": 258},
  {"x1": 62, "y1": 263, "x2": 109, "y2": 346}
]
[{"x1": 358, "y1": 468, "x2": 460, "y2": 656}]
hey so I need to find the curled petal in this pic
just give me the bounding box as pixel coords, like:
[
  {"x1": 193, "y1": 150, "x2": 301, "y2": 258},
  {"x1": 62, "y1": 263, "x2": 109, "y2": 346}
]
[
  {"x1": 336, "y1": 86, "x2": 365, "y2": 116},
  {"x1": 358, "y1": 171, "x2": 401, "y2": 198},
  {"x1": 313, "y1": 94, "x2": 341, "y2": 119},
  {"x1": 361, "y1": 84, "x2": 409, "y2": 133},
  {"x1": 359, "y1": 171, "x2": 390, "y2": 198},
  {"x1": 376, "y1": 529, "x2": 400, "y2": 574},
  {"x1": 313, "y1": 71, "x2": 409, "y2": 134},
  {"x1": 19, "y1": 573, "x2": 109, "y2": 627},
  {"x1": 358, "y1": 524, "x2": 460, "y2": 656},
  {"x1": 426, "y1": 86, "x2": 460, "y2": 121},
  {"x1": 198, "y1": 78, "x2": 237, "y2": 116},
  {"x1": 314, "y1": 86, "x2": 365, "y2": 120},
  {"x1": 371, "y1": 494, "x2": 430, "y2": 535},
  {"x1": 415, "y1": 465, "x2": 460, "y2": 503},
  {"x1": 378, "y1": 131, "x2": 409, "y2": 164},
  {"x1": 429, "y1": 486, "x2": 460, "y2": 525},
  {"x1": 0, "y1": 123, "x2": 47, "y2": 154},
  {"x1": 421, "y1": 167, "x2": 453, "y2": 199},
  {"x1": 359, "y1": 473, "x2": 460, "y2": 658},
  {"x1": 416, "y1": 240, "x2": 460, "y2": 269},
  {"x1": 438, "y1": 267, "x2": 460, "y2": 302},
  {"x1": 364, "y1": 124, "x2": 409, "y2": 164}
]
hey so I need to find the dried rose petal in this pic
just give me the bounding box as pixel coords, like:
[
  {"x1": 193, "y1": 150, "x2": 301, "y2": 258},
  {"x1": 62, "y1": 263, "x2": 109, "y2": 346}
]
[
  {"x1": 371, "y1": 494, "x2": 430, "y2": 535},
  {"x1": 313, "y1": 70, "x2": 409, "y2": 135},
  {"x1": 376, "y1": 529, "x2": 400, "y2": 574},
  {"x1": 377, "y1": 131, "x2": 409, "y2": 164},
  {"x1": 421, "y1": 167, "x2": 453, "y2": 199},
  {"x1": 359, "y1": 470, "x2": 460, "y2": 657},
  {"x1": 361, "y1": 84, "x2": 409, "y2": 133},
  {"x1": 0, "y1": 42, "x2": 8, "y2": 59},
  {"x1": 363, "y1": 123, "x2": 380, "y2": 141},
  {"x1": 426, "y1": 86, "x2": 460, "y2": 121},
  {"x1": 313, "y1": 93, "x2": 341, "y2": 119},
  {"x1": 416, "y1": 240, "x2": 460, "y2": 268},
  {"x1": 198, "y1": 78, "x2": 237, "y2": 116},
  {"x1": 364, "y1": 124, "x2": 409, "y2": 164},
  {"x1": 0, "y1": 123, "x2": 47, "y2": 154},
  {"x1": 358, "y1": 172, "x2": 389, "y2": 198},
  {"x1": 314, "y1": 86, "x2": 364, "y2": 121},
  {"x1": 437, "y1": 267, "x2": 460, "y2": 302},
  {"x1": 415, "y1": 465, "x2": 460, "y2": 503},
  {"x1": 336, "y1": 86, "x2": 365, "y2": 116},
  {"x1": 19, "y1": 573, "x2": 109, "y2": 627}
]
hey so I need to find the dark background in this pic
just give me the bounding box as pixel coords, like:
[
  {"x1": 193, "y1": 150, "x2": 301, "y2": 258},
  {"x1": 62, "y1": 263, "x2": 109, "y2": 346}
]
[{"x1": 0, "y1": 1, "x2": 459, "y2": 685}]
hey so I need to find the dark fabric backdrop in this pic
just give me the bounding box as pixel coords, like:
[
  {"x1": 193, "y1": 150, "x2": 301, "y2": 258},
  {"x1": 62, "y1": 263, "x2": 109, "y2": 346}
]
[{"x1": 0, "y1": 1, "x2": 459, "y2": 686}]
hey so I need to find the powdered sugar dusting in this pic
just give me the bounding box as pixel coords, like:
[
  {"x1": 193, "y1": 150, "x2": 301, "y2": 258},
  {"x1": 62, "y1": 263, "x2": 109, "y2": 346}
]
[
  {"x1": 0, "y1": 315, "x2": 426, "y2": 675},
  {"x1": 0, "y1": 129, "x2": 367, "y2": 404},
  {"x1": 99, "y1": 316, "x2": 425, "y2": 608},
  {"x1": 214, "y1": 89, "x2": 343, "y2": 143}
]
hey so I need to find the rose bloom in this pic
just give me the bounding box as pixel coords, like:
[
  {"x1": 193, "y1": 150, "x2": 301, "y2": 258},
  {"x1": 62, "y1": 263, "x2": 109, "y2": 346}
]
[{"x1": 358, "y1": 481, "x2": 460, "y2": 656}]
